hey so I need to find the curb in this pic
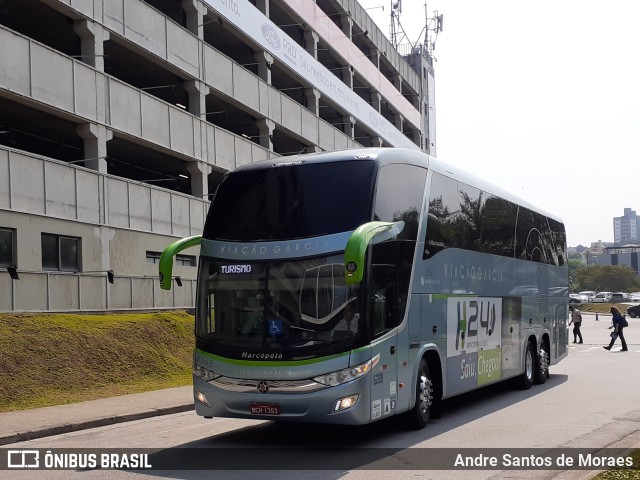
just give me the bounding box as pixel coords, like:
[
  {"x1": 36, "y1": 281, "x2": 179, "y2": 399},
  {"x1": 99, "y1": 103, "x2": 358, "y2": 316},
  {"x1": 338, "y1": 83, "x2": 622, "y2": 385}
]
[{"x1": 0, "y1": 403, "x2": 194, "y2": 446}]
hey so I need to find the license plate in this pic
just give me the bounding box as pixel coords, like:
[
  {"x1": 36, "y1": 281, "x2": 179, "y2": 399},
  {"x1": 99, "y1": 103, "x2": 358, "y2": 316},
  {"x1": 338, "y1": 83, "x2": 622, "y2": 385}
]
[{"x1": 250, "y1": 403, "x2": 281, "y2": 415}]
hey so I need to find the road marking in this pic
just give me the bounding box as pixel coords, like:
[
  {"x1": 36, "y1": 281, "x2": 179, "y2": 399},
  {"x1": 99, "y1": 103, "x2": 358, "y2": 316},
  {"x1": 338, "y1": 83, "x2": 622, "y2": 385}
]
[{"x1": 569, "y1": 346, "x2": 638, "y2": 353}]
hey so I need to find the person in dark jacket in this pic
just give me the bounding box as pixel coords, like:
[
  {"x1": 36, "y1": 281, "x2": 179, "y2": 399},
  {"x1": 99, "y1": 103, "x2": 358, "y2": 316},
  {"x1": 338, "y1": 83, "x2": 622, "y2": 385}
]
[{"x1": 604, "y1": 306, "x2": 628, "y2": 351}]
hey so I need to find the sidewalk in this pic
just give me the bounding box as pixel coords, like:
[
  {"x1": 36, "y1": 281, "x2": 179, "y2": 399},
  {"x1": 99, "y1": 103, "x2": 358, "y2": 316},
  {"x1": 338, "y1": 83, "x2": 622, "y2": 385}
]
[{"x1": 0, "y1": 386, "x2": 194, "y2": 446}]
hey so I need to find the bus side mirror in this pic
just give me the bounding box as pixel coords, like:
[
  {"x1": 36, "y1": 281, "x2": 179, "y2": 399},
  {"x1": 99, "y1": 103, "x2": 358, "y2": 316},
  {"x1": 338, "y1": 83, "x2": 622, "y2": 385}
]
[
  {"x1": 344, "y1": 221, "x2": 404, "y2": 285},
  {"x1": 159, "y1": 235, "x2": 202, "y2": 290}
]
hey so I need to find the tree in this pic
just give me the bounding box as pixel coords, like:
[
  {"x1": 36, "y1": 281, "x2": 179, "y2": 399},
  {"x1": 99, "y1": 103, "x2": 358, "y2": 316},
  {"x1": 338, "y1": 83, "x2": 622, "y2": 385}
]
[
  {"x1": 574, "y1": 265, "x2": 640, "y2": 292},
  {"x1": 568, "y1": 251, "x2": 584, "y2": 262},
  {"x1": 567, "y1": 259, "x2": 584, "y2": 292}
]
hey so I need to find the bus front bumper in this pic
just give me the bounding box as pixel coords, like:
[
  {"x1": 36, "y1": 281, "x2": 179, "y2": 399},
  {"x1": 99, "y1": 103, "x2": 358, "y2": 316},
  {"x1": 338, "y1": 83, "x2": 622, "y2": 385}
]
[{"x1": 193, "y1": 375, "x2": 372, "y2": 425}]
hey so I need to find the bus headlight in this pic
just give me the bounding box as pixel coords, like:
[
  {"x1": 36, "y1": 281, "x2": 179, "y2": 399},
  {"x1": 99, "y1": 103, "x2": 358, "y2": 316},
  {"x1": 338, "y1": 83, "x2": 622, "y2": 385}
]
[
  {"x1": 334, "y1": 395, "x2": 359, "y2": 412},
  {"x1": 195, "y1": 390, "x2": 210, "y2": 407},
  {"x1": 313, "y1": 355, "x2": 379, "y2": 387},
  {"x1": 193, "y1": 366, "x2": 218, "y2": 382}
]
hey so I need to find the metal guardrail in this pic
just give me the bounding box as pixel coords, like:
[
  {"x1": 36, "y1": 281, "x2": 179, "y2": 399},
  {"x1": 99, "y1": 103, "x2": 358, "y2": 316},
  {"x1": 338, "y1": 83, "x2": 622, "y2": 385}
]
[{"x1": 0, "y1": 270, "x2": 195, "y2": 312}]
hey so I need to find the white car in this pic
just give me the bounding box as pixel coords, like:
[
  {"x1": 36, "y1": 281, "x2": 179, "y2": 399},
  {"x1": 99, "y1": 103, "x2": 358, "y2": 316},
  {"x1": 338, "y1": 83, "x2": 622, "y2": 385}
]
[
  {"x1": 629, "y1": 292, "x2": 640, "y2": 302},
  {"x1": 571, "y1": 293, "x2": 589, "y2": 303},
  {"x1": 578, "y1": 291, "x2": 597, "y2": 302},
  {"x1": 591, "y1": 292, "x2": 612, "y2": 303},
  {"x1": 569, "y1": 294, "x2": 580, "y2": 303}
]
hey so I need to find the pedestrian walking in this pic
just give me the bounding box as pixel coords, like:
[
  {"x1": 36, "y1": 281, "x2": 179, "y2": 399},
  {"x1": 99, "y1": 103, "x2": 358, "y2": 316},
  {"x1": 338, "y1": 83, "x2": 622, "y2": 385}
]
[
  {"x1": 603, "y1": 306, "x2": 628, "y2": 352},
  {"x1": 568, "y1": 305, "x2": 583, "y2": 344}
]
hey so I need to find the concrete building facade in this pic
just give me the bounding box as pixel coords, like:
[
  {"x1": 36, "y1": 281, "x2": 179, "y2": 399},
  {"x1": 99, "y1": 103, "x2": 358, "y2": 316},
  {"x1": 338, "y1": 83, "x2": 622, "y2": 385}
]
[
  {"x1": 614, "y1": 208, "x2": 640, "y2": 246},
  {"x1": 0, "y1": 0, "x2": 434, "y2": 312}
]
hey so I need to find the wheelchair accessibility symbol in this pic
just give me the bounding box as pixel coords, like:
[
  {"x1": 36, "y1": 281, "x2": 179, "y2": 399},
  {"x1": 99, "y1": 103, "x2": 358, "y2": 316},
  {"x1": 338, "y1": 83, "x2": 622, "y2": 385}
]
[{"x1": 268, "y1": 319, "x2": 283, "y2": 336}]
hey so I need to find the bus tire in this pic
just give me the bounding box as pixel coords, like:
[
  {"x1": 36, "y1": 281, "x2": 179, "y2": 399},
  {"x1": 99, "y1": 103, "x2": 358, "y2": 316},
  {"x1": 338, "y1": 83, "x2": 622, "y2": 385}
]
[
  {"x1": 519, "y1": 340, "x2": 535, "y2": 390},
  {"x1": 405, "y1": 359, "x2": 433, "y2": 430},
  {"x1": 534, "y1": 340, "x2": 549, "y2": 385}
]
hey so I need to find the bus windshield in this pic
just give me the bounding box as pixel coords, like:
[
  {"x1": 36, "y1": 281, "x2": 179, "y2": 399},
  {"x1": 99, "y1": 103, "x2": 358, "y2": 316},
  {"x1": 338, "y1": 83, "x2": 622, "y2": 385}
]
[
  {"x1": 196, "y1": 254, "x2": 364, "y2": 359},
  {"x1": 203, "y1": 160, "x2": 376, "y2": 241}
]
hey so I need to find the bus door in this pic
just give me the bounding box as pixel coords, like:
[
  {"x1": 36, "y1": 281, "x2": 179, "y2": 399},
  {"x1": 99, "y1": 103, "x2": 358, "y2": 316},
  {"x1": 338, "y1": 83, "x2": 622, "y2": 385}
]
[{"x1": 368, "y1": 264, "x2": 399, "y2": 421}]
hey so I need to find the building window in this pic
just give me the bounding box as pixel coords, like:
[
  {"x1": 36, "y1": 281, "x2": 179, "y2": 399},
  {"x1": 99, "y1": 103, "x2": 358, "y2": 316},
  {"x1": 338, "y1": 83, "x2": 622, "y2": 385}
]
[
  {"x1": 146, "y1": 251, "x2": 161, "y2": 264},
  {"x1": 146, "y1": 251, "x2": 196, "y2": 267},
  {"x1": 0, "y1": 228, "x2": 16, "y2": 267},
  {"x1": 176, "y1": 255, "x2": 196, "y2": 267},
  {"x1": 42, "y1": 233, "x2": 81, "y2": 271}
]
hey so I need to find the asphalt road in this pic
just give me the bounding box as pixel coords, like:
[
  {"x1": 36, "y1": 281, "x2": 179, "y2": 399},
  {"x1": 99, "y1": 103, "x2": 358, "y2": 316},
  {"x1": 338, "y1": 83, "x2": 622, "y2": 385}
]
[{"x1": 4, "y1": 313, "x2": 640, "y2": 480}]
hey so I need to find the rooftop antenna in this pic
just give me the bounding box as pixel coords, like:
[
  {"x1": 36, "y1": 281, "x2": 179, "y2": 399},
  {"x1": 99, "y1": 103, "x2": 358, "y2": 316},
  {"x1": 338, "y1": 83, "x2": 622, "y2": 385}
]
[
  {"x1": 390, "y1": 1, "x2": 442, "y2": 58},
  {"x1": 414, "y1": 2, "x2": 443, "y2": 58},
  {"x1": 389, "y1": 0, "x2": 408, "y2": 49}
]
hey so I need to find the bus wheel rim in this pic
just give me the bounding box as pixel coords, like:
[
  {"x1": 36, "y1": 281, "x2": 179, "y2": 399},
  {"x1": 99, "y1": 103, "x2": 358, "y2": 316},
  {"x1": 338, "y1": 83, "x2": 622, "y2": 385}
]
[
  {"x1": 540, "y1": 347, "x2": 549, "y2": 376},
  {"x1": 418, "y1": 373, "x2": 432, "y2": 416}
]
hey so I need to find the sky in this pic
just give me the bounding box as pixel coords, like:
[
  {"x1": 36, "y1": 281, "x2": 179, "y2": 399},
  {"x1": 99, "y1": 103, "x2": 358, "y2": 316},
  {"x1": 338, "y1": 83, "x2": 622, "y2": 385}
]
[{"x1": 358, "y1": 0, "x2": 640, "y2": 247}]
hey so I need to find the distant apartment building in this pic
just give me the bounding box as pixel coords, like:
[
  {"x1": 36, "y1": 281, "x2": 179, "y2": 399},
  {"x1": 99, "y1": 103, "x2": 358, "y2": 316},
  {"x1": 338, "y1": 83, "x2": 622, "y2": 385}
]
[
  {"x1": 610, "y1": 209, "x2": 640, "y2": 274},
  {"x1": 614, "y1": 208, "x2": 640, "y2": 245},
  {"x1": 0, "y1": 0, "x2": 435, "y2": 311}
]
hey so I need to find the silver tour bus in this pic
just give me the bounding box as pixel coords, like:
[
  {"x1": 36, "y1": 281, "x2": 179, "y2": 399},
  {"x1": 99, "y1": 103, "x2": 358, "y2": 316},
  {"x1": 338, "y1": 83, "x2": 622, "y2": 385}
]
[{"x1": 159, "y1": 148, "x2": 568, "y2": 429}]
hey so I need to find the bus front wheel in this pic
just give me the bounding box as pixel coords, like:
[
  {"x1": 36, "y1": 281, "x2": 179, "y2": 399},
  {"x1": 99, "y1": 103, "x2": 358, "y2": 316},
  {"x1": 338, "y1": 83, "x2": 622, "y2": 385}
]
[{"x1": 406, "y1": 359, "x2": 433, "y2": 430}]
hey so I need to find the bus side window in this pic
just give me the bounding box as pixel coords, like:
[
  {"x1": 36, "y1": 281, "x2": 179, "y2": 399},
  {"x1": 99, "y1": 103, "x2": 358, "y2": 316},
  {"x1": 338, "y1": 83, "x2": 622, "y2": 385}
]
[{"x1": 371, "y1": 265, "x2": 398, "y2": 337}]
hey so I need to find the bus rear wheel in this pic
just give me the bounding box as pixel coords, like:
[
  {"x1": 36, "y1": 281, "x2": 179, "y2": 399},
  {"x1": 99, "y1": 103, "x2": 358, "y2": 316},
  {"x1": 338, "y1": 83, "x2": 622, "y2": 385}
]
[
  {"x1": 519, "y1": 340, "x2": 535, "y2": 390},
  {"x1": 406, "y1": 359, "x2": 433, "y2": 430},
  {"x1": 534, "y1": 341, "x2": 549, "y2": 385}
]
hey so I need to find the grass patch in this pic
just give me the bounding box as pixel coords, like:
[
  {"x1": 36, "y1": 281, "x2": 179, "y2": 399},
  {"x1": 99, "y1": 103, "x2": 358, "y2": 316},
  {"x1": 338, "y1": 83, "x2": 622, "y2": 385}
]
[
  {"x1": 593, "y1": 449, "x2": 640, "y2": 479},
  {"x1": 0, "y1": 311, "x2": 194, "y2": 412},
  {"x1": 576, "y1": 303, "x2": 633, "y2": 315}
]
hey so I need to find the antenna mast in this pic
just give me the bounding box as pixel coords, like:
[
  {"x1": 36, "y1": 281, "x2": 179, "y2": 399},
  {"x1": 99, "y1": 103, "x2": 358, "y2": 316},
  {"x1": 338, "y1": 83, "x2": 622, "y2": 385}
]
[
  {"x1": 390, "y1": 1, "x2": 442, "y2": 57},
  {"x1": 389, "y1": 0, "x2": 408, "y2": 49},
  {"x1": 419, "y1": 2, "x2": 443, "y2": 58}
]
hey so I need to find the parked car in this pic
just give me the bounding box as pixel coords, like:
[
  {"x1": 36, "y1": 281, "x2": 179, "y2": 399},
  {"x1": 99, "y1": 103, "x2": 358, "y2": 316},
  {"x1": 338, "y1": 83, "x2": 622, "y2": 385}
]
[
  {"x1": 629, "y1": 292, "x2": 640, "y2": 302},
  {"x1": 571, "y1": 293, "x2": 589, "y2": 303},
  {"x1": 578, "y1": 291, "x2": 597, "y2": 302},
  {"x1": 627, "y1": 304, "x2": 640, "y2": 318},
  {"x1": 592, "y1": 292, "x2": 613, "y2": 303},
  {"x1": 610, "y1": 292, "x2": 629, "y2": 303}
]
